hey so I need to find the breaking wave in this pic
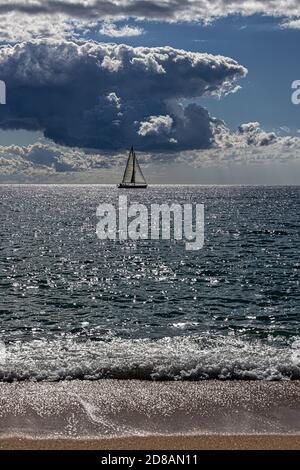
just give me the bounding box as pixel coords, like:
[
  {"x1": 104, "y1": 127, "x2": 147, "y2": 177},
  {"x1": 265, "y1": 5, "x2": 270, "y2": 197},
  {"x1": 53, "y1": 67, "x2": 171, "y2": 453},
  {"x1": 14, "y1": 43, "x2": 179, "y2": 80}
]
[{"x1": 0, "y1": 334, "x2": 299, "y2": 382}]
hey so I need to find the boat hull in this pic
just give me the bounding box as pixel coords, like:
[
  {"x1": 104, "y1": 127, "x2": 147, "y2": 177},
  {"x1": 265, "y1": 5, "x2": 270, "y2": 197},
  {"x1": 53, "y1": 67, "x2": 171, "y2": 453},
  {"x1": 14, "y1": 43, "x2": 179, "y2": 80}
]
[{"x1": 117, "y1": 184, "x2": 147, "y2": 189}]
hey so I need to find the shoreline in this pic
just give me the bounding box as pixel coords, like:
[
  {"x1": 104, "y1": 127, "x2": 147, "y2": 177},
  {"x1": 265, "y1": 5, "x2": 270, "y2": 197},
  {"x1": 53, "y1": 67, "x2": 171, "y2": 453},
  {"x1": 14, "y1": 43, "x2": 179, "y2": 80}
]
[
  {"x1": 0, "y1": 380, "x2": 299, "y2": 450},
  {"x1": 1, "y1": 435, "x2": 300, "y2": 450}
]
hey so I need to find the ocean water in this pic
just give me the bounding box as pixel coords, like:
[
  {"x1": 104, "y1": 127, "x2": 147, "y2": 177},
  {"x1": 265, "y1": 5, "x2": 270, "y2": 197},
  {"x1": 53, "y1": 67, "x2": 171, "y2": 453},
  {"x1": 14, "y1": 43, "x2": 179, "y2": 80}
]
[{"x1": 0, "y1": 185, "x2": 300, "y2": 381}]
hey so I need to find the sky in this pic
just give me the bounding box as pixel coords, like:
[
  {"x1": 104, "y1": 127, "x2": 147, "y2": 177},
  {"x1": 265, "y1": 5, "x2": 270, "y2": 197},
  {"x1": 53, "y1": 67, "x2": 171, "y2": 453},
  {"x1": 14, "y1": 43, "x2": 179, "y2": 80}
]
[{"x1": 0, "y1": 0, "x2": 300, "y2": 184}]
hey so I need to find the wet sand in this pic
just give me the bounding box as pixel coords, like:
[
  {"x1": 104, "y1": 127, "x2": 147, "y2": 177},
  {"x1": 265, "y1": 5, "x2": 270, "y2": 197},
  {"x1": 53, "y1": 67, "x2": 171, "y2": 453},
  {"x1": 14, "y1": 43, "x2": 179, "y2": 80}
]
[
  {"x1": 1, "y1": 435, "x2": 300, "y2": 450},
  {"x1": 0, "y1": 380, "x2": 299, "y2": 450}
]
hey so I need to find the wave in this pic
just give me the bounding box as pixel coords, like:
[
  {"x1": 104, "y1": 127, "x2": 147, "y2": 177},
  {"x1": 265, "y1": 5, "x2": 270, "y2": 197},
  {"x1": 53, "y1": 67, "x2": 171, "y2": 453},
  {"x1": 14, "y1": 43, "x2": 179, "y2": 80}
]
[{"x1": 0, "y1": 334, "x2": 299, "y2": 382}]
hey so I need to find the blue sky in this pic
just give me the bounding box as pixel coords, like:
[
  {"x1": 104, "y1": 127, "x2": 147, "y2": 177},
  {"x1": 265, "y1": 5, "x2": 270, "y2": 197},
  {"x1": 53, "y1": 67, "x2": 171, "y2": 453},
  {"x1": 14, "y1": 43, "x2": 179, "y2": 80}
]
[{"x1": 0, "y1": 1, "x2": 300, "y2": 183}]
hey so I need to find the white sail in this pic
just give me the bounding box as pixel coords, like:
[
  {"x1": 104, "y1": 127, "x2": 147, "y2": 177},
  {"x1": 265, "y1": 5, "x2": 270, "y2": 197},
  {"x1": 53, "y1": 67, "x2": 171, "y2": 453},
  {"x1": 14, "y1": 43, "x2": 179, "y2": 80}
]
[
  {"x1": 122, "y1": 148, "x2": 134, "y2": 184},
  {"x1": 121, "y1": 147, "x2": 147, "y2": 186},
  {"x1": 133, "y1": 152, "x2": 146, "y2": 184}
]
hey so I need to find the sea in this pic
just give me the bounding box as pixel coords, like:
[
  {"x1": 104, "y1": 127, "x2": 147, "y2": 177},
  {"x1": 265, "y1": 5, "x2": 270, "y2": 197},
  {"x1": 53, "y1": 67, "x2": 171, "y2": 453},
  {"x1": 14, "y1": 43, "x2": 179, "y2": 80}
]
[{"x1": 1, "y1": 185, "x2": 300, "y2": 381}]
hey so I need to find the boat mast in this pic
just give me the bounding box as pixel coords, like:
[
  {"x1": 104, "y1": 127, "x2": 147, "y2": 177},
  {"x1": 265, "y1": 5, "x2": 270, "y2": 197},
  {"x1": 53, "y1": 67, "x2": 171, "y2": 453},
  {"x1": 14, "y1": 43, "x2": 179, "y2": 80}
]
[{"x1": 131, "y1": 146, "x2": 136, "y2": 184}]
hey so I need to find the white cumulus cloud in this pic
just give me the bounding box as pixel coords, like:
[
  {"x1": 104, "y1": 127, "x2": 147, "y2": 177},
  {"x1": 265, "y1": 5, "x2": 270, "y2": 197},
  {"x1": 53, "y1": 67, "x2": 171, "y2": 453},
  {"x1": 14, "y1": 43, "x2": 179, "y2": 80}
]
[
  {"x1": 99, "y1": 21, "x2": 144, "y2": 37},
  {"x1": 281, "y1": 18, "x2": 300, "y2": 29},
  {"x1": 138, "y1": 115, "x2": 173, "y2": 136}
]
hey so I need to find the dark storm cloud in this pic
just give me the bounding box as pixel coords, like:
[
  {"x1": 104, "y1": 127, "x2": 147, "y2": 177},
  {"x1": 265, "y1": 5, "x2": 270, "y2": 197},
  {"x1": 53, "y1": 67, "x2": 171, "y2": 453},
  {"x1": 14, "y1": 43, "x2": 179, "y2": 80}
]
[
  {"x1": 1, "y1": 1, "x2": 299, "y2": 43},
  {"x1": 0, "y1": 41, "x2": 247, "y2": 151},
  {"x1": 0, "y1": 1, "x2": 299, "y2": 21}
]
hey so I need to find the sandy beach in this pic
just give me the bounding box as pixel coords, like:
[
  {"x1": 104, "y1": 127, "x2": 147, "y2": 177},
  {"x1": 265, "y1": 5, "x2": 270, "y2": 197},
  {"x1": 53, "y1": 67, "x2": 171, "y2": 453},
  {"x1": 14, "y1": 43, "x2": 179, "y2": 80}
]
[
  {"x1": 0, "y1": 435, "x2": 300, "y2": 450},
  {"x1": 0, "y1": 380, "x2": 299, "y2": 450}
]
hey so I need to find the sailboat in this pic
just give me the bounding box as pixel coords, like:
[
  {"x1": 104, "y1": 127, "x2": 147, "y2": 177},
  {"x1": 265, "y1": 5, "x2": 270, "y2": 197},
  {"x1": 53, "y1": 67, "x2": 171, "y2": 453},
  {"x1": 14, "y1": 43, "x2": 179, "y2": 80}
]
[{"x1": 118, "y1": 146, "x2": 147, "y2": 188}]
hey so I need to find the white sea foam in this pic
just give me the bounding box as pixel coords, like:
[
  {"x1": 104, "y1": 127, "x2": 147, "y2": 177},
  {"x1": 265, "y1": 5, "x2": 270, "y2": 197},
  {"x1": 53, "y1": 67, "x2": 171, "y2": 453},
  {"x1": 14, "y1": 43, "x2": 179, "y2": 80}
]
[
  {"x1": 0, "y1": 334, "x2": 299, "y2": 381},
  {"x1": 172, "y1": 322, "x2": 199, "y2": 329}
]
